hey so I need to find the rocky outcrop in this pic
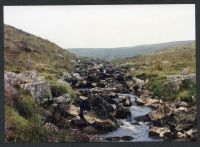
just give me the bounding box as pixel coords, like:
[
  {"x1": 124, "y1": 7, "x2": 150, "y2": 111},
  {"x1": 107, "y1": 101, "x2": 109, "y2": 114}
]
[
  {"x1": 165, "y1": 74, "x2": 196, "y2": 92},
  {"x1": 4, "y1": 71, "x2": 52, "y2": 103}
]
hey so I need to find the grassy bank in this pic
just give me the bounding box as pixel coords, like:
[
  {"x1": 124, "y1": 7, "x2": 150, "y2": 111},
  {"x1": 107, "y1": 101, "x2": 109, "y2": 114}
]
[{"x1": 120, "y1": 42, "x2": 196, "y2": 104}]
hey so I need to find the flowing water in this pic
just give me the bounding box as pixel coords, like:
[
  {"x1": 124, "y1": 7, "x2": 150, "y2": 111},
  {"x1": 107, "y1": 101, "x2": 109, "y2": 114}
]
[{"x1": 99, "y1": 93, "x2": 161, "y2": 142}]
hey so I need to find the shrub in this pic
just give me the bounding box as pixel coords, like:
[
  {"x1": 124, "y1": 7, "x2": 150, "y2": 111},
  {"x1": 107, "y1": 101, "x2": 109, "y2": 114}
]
[
  {"x1": 14, "y1": 89, "x2": 41, "y2": 122},
  {"x1": 179, "y1": 79, "x2": 196, "y2": 105},
  {"x1": 146, "y1": 77, "x2": 166, "y2": 97},
  {"x1": 50, "y1": 81, "x2": 77, "y2": 101}
]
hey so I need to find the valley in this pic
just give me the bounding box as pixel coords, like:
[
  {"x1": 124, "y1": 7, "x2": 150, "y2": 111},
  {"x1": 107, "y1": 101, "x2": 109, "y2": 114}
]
[{"x1": 4, "y1": 25, "x2": 197, "y2": 143}]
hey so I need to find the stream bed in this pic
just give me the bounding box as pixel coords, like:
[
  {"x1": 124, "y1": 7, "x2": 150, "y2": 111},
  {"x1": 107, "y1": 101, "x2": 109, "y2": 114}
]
[{"x1": 99, "y1": 93, "x2": 161, "y2": 142}]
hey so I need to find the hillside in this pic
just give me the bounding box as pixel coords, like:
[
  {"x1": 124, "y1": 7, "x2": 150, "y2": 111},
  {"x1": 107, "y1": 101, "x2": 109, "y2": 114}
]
[
  {"x1": 4, "y1": 25, "x2": 80, "y2": 142},
  {"x1": 68, "y1": 40, "x2": 195, "y2": 60},
  {"x1": 4, "y1": 24, "x2": 74, "y2": 79},
  {"x1": 120, "y1": 42, "x2": 196, "y2": 103}
]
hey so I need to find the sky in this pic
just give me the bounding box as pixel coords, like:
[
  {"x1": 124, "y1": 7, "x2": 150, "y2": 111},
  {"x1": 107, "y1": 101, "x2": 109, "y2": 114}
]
[{"x1": 4, "y1": 5, "x2": 195, "y2": 48}]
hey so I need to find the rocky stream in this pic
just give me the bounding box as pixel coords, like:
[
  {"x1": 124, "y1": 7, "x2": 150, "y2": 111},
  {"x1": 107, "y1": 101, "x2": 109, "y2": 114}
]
[{"x1": 4, "y1": 57, "x2": 197, "y2": 142}]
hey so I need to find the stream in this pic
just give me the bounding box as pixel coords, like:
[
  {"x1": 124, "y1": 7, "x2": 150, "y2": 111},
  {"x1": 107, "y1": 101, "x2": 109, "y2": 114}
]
[{"x1": 99, "y1": 93, "x2": 161, "y2": 142}]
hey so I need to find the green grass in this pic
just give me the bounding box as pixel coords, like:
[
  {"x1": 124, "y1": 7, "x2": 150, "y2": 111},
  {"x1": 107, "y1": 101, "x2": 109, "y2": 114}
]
[
  {"x1": 5, "y1": 89, "x2": 77, "y2": 143},
  {"x1": 120, "y1": 43, "x2": 196, "y2": 104},
  {"x1": 4, "y1": 24, "x2": 74, "y2": 78},
  {"x1": 50, "y1": 80, "x2": 77, "y2": 101},
  {"x1": 15, "y1": 89, "x2": 41, "y2": 122}
]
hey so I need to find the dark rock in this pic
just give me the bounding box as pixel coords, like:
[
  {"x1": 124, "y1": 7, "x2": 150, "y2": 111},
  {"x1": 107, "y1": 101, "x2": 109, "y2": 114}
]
[
  {"x1": 121, "y1": 136, "x2": 134, "y2": 141},
  {"x1": 131, "y1": 121, "x2": 140, "y2": 125},
  {"x1": 114, "y1": 105, "x2": 131, "y2": 119},
  {"x1": 119, "y1": 96, "x2": 132, "y2": 107},
  {"x1": 134, "y1": 114, "x2": 150, "y2": 122},
  {"x1": 71, "y1": 116, "x2": 87, "y2": 128},
  {"x1": 105, "y1": 137, "x2": 121, "y2": 142}
]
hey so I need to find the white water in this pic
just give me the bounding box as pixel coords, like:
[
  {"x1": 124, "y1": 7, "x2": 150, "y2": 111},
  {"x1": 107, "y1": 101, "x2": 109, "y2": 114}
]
[{"x1": 100, "y1": 93, "x2": 161, "y2": 142}]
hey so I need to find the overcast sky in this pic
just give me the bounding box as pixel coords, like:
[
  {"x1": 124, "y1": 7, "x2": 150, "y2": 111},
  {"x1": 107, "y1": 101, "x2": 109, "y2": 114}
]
[{"x1": 4, "y1": 5, "x2": 195, "y2": 48}]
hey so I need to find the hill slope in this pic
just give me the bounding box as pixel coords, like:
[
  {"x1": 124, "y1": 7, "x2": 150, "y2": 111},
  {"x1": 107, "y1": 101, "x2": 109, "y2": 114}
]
[
  {"x1": 4, "y1": 25, "x2": 74, "y2": 79},
  {"x1": 68, "y1": 40, "x2": 195, "y2": 60},
  {"x1": 120, "y1": 42, "x2": 196, "y2": 103}
]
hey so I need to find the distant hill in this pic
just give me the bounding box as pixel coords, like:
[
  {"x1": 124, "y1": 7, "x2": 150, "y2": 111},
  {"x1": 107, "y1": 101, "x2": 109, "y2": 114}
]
[
  {"x1": 4, "y1": 24, "x2": 73, "y2": 74},
  {"x1": 67, "y1": 40, "x2": 195, "y2": 60}
]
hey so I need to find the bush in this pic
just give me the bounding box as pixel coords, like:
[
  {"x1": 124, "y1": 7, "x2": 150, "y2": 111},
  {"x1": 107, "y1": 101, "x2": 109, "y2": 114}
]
[
  {"x1": 146, "y1": 77, "x2": 166, "y2": 97},
  {"x1": 14, "y1": 89, "x2": 41, "y2": 122},
  {"x1": 50, "y1": 81, "x2": 77, "y2": 101},
  {"x1": 179, "y1": 79, "x2": 196, "y2": 105}
]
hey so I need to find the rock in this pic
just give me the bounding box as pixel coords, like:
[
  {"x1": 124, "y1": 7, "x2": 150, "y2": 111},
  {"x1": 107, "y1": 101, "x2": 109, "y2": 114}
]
[
  {"x1": 44, "y1": 122, "x2": 59, "y2": 133},
  {"x1": 111, "y1": 104, "x2": 117, "y2": 110},
  {"x1": 108, "y1": 92, "x2": 118, "y2": 99},
  {"x1": 67, "y1": 105, "x2": 80, "y2": 117},
  {"x1": 114, "y1": 73, "x2": 124, "y2": 81},
  {"x1": 71, "y1": 116, "x2": 87, "y2": 128},
  {"x1": 178, "y1": 101, "x2": 189, "y2": 107},
  {"x1": 181, "y1": 68, "x2": 190, "y2": 75},
  {"x1": 148, "y1": 103, "x2": 174, "y2": 122},
  {"x1": 52, "y1": 103, "x2": 58, "y2": 108},
  {"x1": 165, "y1": 74, "x2": 196, "y2": 92},
  {"x1": 148, "y1": 102, "x2": 197, "y2": 140},
  {"x1": 82, "y1": 96, "x2": 114, "y2": 119},
  {"x1": 176, "y1": 132, "x2": 187, "y2": 139},
  {"x1": 4, "y1": 72, "x2": 19, "y2": 89},
  {"x1": 105, "y1": 137, "x2": 121, "y2": 142},
  {"x1": 73, "y1": 73, "x2": 82, "y2": 80},
  {"x1": 171, "y1": 107, "x2": 196, "y2": 132},
  {"x1": 115, "y1": 84, "x2": 125, "y2": 92},
  {"x1": 134, "y1": 115, "x2": 150, "y2": 122},
  {"x1": 91, "y1": 82, "x2": 97, "y2": 87},
  {"x1": 135, "y1": 97, "x2": 146, "y2": 106},
  {"x1": 121, "y1": 136, "x2": 134, "y2": 141},
  {"x1": 17, "y1": 70, "x2": 38, "y2": 83},
  {"x1": 164, "y1": 78, "x2": 182, "y2": 92},
  {"x1": 83, "y1": 112, "x2": 118, "y2": 133},
  {"x1": 53, "y1": 94, "x2": 71, "y2": 104},
  {"x1": 130, "y1": 67, "x2": 136, "y2": 73},
  {"x1": 114, "y1": 105, "x2": 131, "y2": 119},
  {"x1": 79, "y1": 95, "x2": 88, "y2": 100},
  {"x1": 62, "y1": 72, "x2": 72, "y2": 82},
  {"x1": 136, "y1": 96, "x2": 160, "y2": 109},
  {"x1": 105, "y1": 136, "x2": 133, "y2": 142},
  {"x1": 132, "y1": 78, "x2": 145, "y2": 92},
  {"x1": 126, "y1": 78, "x2": 144, "y2": 92},
  {"x1": 20, "y1": 81, "x2": 52, "y2": 103},
  {"x1": 149, "y1": 126, "x2": 172, "y2": 138},
  {"x1": 185, "y1": 129, "x2": 197, "y2": 140},
  {"x1": 119, "y1": 96, "x2": 132, "y2": 107},
  {"x1": 5, "y1": 71, "x2": 53, "y2": 104}
]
